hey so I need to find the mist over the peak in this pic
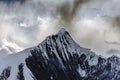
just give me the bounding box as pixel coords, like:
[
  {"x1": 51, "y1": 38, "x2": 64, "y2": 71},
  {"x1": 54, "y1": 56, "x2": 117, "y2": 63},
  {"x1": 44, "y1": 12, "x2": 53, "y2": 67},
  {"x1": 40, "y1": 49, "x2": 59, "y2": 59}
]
[{"x1": 0, "y1": 0, "x2": 120, "y2": 57}]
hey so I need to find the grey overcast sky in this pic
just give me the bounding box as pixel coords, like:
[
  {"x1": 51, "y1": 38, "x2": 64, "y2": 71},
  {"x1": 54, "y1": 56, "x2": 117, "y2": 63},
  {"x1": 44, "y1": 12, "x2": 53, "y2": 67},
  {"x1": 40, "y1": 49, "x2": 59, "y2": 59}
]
[{"x1": 0, "y1": 0, "x2": 120, "y2": 57}]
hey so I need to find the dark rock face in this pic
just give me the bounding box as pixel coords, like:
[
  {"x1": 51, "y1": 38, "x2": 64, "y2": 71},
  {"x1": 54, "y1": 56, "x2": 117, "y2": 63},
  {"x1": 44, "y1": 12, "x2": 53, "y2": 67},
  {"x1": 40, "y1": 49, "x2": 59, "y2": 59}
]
[
  {"x1": 25, "y1": 29, "x2": 120, "y2": 80},
  {"x1": 17, "y1": 63, "x2": 25, "y2": 80},
  {"x1": 26, "y1": 49, "x2": 81, "y2": 80},
  {"x1": 26, "y1": 29, "x2": 82, "y2": 80},
  {"x1": 0, "y1": 67, "x2": 11, "y2": 80}
]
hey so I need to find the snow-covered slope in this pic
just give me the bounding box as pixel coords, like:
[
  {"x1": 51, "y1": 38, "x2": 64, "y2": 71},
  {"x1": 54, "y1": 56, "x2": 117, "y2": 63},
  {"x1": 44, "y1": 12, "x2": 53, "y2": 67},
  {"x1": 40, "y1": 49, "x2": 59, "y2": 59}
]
[{"x1": 0, "y1": 28, "x2": 120, "y2": 80}]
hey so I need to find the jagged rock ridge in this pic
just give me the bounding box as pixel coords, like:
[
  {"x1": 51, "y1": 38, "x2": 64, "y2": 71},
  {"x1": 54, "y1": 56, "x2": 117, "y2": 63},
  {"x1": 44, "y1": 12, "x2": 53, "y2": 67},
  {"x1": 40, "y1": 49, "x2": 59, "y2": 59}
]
[
  {"x1": 26, "y1": 28, "x2": 120, "y2": 80},
  {"x1": 0, "y1": 28, "x2": 120, "y2": 80}
]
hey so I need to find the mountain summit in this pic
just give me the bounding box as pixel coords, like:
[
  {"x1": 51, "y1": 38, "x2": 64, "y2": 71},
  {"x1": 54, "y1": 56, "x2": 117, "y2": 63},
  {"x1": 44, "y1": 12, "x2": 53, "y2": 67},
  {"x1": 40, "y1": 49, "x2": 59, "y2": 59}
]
[{"x1": 0, "y1": 28, "x2": 120, "y2": 80}]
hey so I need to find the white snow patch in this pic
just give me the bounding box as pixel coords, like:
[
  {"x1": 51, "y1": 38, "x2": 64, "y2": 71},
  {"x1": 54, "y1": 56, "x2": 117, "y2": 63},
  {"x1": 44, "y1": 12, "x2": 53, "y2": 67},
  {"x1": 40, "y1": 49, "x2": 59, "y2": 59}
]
[
  {"x1": 78, "y1": 66, "x2": 86, "y2": 77},
  {"x1": 24, "y1": 65, "x2": 34, "y2": 80}
]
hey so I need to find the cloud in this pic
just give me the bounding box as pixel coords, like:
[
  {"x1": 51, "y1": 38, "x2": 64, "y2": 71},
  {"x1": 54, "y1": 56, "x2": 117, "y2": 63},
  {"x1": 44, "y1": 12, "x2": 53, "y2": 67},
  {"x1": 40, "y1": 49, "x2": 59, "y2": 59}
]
[
  {"x1": 0, "y1": 0, "x2": 26, "y2": 4},
  {"x1": 1, "y1": 39, "x2": 23, "y2": 52},
  {"x1": 56, "y1": 0, "x2": 90, "y2": 26},
  {"x1": 107, "y1": 49, "x2": 120, "y2": 54},
  {"x1": 0, "y1": 0, "x2": 120, "y2": 57}
]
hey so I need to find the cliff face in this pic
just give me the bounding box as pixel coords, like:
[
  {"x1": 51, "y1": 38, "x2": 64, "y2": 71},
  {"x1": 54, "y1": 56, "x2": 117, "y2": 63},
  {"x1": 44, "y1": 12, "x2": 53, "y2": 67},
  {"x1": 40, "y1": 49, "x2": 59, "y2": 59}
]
[
  {"x1": 26, "y1": 29, "x2": 120, "y2": 80},
  {"x1": 0, "y1": 29, "x2": 120, "y2": 80}
]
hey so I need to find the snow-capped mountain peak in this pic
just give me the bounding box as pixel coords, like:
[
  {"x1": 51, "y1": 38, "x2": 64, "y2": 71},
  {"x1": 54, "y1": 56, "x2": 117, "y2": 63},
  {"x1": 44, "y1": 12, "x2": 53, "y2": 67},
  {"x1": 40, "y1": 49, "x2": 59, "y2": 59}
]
[{"x1": 0, "y1": 28, "x2": 120, "y2": 80}]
